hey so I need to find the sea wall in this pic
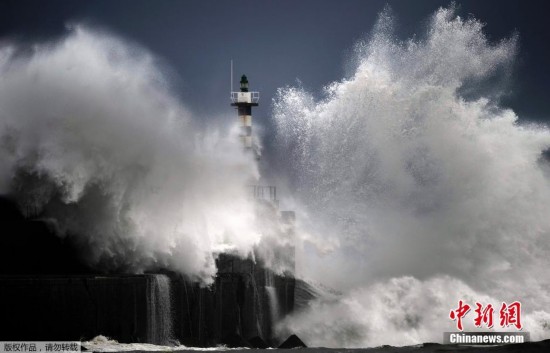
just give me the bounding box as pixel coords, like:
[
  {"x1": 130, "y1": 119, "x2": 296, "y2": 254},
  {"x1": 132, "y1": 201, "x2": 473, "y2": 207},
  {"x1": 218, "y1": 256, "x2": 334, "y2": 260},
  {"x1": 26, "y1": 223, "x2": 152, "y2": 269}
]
[
  {"x1": 171, "y1": 255, "x2": 295, "y2": 346},
  {"x1": 0, "y1": 275, "x2": 151, "y2": 342},
  {"x1": 0, "y1": 197, "x2": 298, "y2": 346},
  {"x1": 0, "y1": 259, "x2": 296, "y2": 346}
]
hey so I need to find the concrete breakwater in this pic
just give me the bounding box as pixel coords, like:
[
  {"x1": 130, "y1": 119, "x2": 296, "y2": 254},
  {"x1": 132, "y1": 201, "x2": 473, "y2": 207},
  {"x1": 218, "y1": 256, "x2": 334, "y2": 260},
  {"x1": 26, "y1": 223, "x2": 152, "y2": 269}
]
[
  {"x1": 0, "y1": 257, "x2": 296, "y2": 347},
  {"x1": 0, "y1": 196, "x2": 299, "y2": 347}
]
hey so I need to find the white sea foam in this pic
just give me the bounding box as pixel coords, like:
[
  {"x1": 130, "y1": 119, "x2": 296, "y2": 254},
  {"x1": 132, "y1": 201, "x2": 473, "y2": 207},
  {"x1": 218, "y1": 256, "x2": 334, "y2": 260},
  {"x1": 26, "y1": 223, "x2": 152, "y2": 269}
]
[
  {"x1": 274, "y1": 6, "x2": 550, "y2": 347},
  {"x1": 81, "y1": 335, "x2": 243, "y2": 352}
]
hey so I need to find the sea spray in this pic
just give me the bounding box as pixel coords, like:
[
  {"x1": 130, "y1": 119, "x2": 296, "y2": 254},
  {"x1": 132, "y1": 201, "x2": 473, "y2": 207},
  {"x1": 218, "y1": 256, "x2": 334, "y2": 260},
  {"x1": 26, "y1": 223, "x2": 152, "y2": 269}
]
[
  {"x1": 0, "y1": 26, "x2": 268, "y2": 283},
  {"x1": 274, "y1": 6, "x2": 550, "y2": 347}
]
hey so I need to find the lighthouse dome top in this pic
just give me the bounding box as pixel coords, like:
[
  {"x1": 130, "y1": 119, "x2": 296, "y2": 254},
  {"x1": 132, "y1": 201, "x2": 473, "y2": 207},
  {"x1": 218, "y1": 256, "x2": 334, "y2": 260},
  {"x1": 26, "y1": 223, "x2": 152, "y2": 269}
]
[
  {"x1": 231, "y1": 74, "x2": 259, "y2": 105},
  {"x1": 240, "y1": 74, "x2": 249, "y2": 92}
]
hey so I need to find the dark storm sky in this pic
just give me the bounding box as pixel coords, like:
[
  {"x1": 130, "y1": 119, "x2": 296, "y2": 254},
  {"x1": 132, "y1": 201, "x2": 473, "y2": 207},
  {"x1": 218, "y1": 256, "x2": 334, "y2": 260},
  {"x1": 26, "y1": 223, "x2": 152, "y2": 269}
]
[{"x1": 1, "y1": 0, "x2": 549, "y2": 130}]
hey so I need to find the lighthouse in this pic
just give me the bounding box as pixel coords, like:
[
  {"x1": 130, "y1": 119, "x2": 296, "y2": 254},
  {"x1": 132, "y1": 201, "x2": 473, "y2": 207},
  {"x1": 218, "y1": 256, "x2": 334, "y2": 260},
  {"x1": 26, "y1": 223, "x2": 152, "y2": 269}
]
[
  {"x1": 231, "y1": 74, "x2": 259, "y2": 150},
  {"x1": 228, "y1": 72, "x2": 296, "y2": 278}
]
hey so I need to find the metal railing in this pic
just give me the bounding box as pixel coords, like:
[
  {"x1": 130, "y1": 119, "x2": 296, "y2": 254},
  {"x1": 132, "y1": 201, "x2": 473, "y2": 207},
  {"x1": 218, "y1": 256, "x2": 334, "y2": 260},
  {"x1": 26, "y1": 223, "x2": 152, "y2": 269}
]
[
  {"x1": 230, "y1": 91, "x2": 260, "y2": 104},
  {"x1": 249, "y1": 185, "x2": 277, "y2": 203}
]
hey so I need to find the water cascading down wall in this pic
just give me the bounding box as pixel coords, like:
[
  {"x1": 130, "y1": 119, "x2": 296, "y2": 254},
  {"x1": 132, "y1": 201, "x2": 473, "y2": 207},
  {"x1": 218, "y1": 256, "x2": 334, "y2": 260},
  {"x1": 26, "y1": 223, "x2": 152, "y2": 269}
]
[{"x1": 0, "y1": 262, "x2": 295, "y2": 346}]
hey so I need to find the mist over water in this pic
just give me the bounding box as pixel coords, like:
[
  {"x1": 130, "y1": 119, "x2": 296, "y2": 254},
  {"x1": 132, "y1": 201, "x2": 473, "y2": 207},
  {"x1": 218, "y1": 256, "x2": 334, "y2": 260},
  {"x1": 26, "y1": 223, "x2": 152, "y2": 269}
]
[
  {"x1": 274, "y1": 6, "x2": 550, "y2": 347},
  {"x1": 0, "y1": 26, "x2": 266, "y2": 283}
]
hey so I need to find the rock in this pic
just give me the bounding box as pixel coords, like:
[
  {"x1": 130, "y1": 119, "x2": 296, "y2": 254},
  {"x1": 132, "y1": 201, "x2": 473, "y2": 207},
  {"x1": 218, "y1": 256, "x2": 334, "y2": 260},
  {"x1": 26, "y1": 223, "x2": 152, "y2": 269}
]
[{"x1": 278, "y1": 334, "x2": 307, "y2": 348}]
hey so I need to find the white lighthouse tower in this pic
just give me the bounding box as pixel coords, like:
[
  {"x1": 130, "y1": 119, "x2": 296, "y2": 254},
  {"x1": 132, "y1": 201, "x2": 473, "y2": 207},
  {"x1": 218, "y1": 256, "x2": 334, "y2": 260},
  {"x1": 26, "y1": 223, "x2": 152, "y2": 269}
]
[
  {"x1": 229, "y1": 72, "x2": 296, "y2": 275},
  {"x1": 231, "y1": 74, "x2": 259, "y2": 150}
]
